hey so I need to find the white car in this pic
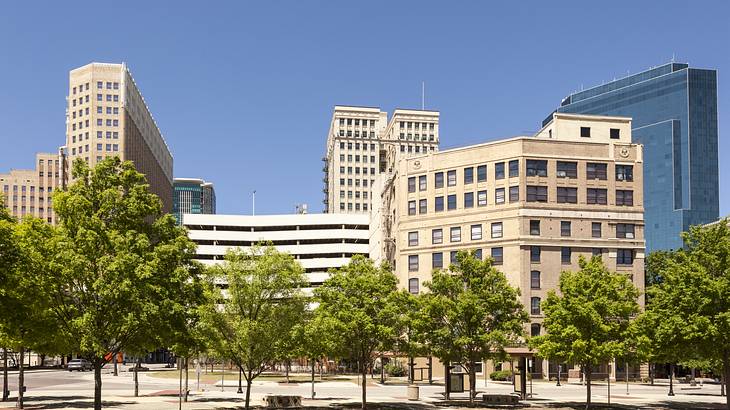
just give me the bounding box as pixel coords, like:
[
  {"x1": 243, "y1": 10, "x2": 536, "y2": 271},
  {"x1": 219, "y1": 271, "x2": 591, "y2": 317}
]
[{"x1": 67, "y1": 359, "x2": 92, "y2": 371}]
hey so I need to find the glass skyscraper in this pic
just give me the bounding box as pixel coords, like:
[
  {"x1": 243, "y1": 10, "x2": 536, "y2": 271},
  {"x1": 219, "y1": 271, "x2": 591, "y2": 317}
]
[
  {"x1": 173, "y1": 178, "x2": 216, "y2": 225},
  {"x1": 544, "y1": 63, "x2": 718, "y2": 252}
]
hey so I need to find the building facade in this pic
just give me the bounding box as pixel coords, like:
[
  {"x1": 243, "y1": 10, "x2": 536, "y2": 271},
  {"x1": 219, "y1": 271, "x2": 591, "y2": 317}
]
[
  {"x1": 545, "y1": 63, "x2": 718, "y2": 252},
  {"x1": 65, "y1": 62, "x2": 174, "y2": 213},
  {"x1": 372, "y1": 113, "x2": 645, "y2": 379},
  {"x1": 173, "y1": 178, "x2": 216, "y2": 224},
  {"x1": 0, "y1": 152, "x2": 62, "y2": 223},
  {"x1": 183, "y1": 213, "x2": 369, "y2": 295},
  {"x1": 323, "y1": 106, "x2": 439, "y2": 214}
]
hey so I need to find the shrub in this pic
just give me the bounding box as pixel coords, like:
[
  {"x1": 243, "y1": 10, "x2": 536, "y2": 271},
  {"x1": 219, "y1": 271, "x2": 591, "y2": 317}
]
[
  {"x1": 489, "y1": 370, "x2": 512, "y2": 381},
  {"x1": 385, "y1": 362, "x2": 407, "y2": 377}
]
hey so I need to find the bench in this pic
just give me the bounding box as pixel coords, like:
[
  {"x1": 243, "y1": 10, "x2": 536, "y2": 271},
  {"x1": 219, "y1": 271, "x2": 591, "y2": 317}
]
[
  {"x1": 482, "y1": 394, "x2": 519, "y2": 405},
  {"x1": 264, "y1": 395, "x2": 302, "y2": 408}
]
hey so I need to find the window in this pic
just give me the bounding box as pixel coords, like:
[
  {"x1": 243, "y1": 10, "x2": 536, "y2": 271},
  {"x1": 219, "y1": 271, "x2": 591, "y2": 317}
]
[
  {"x1": 477, "y1": 190, "x2": 487, "y2": 206},
  {"x1": 616, "y1": 165, "x2": 633, "y2": 181},
  {"x1": 435, "y1": 172, "x2": 444, "y2": 188},
  {"x1": 587, "y1": 163, "x2": 607, "y2": 180},
  {"x1": 474, "y1": 249, "x2": 483, "y2": 260},
  {"x1": 432, "y1": 253, "x2": 443, "y2": 269},
  {"x1": 495, "y1": 162, "x2": 505, "y2": 179},
  {"x1": 491, "y1": 247, "x2": 503, "y2": 264},
  {"x1": 557, "y1": 187, "x2": 577, "y2": 203},
  {"x1": 587, "y1": 188, "x2": 608, "y2": 205},
  {"x1": 592, "y1": 248, "x2": 603, "y2": 257},
  {"x1": 419, "y1": 199, "x2": 427, "y2": 214},
  {"x1": 419, "y1": 175, "x2": 427, "y2": 191},
  {"x1": 408, "y1": 177, "x2": 416, "y2": 193},
  {"x1": 616, "y1": 190, "x2": 634, "y2": 206},
  {"x1": 526, "y1": 160, "x2": 547, "y2": 177},
  {"x1": 531, "y1": 246, "x2": 541, "y2": 262},
  {"x1": 431, "y1": 229, "x2": 444, "y2": 245},
  {"x1": 435, "y1": 196, "x2": 444, "y2": 212},
  {"x1": 509, "y1": 186, "x2": 519, "y2": 202},
  {"x1": 447, "y1": 194, "x2": 456, "y2": 210},
  {"x1": 617, "y1": 224, "x2": 635, "y2": 239},
  {"x1": 531, "y1": 271, "x2": 540, "y2": 289},
  {"x1": 450, "y1": 251, "x2": 458, "y2": 265},
  {"x1": 450, "y1": 227, "x2": 461, "y2": 242},
  {"x1": 530, "y1": 220, "x2": 540, "y2": 235},
  {"x1": 531, "y1": 323, "x2": 541, "y2": 337},
  {"x1": 464, "y1": 192, "x2": 474, "y2": 208},
  {"x1": 408, "y1": 255, "x2": 419, "y2": 271},
  {"x1": 471, "y1": 224, "x2": 482, "y2": 240},
  {"x1": 527, "y1": 186, "x2": 548, "y2": 202},
  {"x1": 556, "y1": 161, "x2": 577, "y2": 178},
  {"x1": 531, "y1": 297, "x2": 541, "y2": 315},
  {"x1": 617, "y1": 249, "x2": 634, "y2": 265},
  {"x1": 509, "y1": 160, "x2": 519, "y2": 177},
  {"x1": 97, "y1": 81, "x2": 103, "y2": 89},
  {"x1": 495, "y1": 188, "x2": 505, "y2": 204},
  {"x1": 592, "y1": 222, "x2": 602, "y2": 238},
  {"x1": 580, "y1": 127, "x2": 591, "y2": 138},
  {"x1": 561, "y1": 247, "x2": 571, "y2": 264},
  {"x1": 491, "y1": 222, "x2": 503, "y2": 238},
  {"x1": 408, "y1": 231, "x2": 419, "y2": 246},
  {"x1": 477, "y1": 165, "x2": 487, "y2": 182},
  {"x1": 560, "y1": 221, "x2": 571, "y2": 237},
  {"x1": 464, "y1": 167, "x2": 474, "y2": 184},
  {"x1": 610, "y1": 128, "x2": 620, "y2": 139},
  {"x1": 447, "y1": 170, "x2": 456, "y2": 187},
  {"x1": 408, "y1": 200, "x2": 416, "y2": 215}
]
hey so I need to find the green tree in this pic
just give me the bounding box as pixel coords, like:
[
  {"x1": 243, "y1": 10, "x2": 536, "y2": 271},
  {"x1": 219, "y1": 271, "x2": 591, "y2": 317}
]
[
  {"x1": 530, "y1": 256, "x2": 640, "y2": 409},
  {"x1": 0, "y1": 198, "x2": 20, "y2": 403},
  {"x1": 201, "y1": 244, "x2": 307, "y2": 410},
  {"x1": 420, "y1": 250, "x2": 528, "y2": 402},
  {"x1": 292, "y1": 313, "x2": 341, "y2": 399},
  {"x1": 40, "y1": 157, "x2": 202, "y2": 410},
  {"x1": 639, "y1": 220, "x2": 730, "y2": 409},
  {"x1": 313, "y1": 255, "x2": 400, "y2": 410}
]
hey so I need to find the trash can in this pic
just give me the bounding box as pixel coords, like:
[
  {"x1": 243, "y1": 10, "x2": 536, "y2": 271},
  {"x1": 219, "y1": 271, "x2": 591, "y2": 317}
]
[{"x1": 407, "y1": 384, "x2": 419, "y2": 401}]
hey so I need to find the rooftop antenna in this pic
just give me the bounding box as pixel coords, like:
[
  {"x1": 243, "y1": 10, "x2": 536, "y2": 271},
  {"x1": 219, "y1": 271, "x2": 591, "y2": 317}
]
[{"x1": 421, "y1": 81, "x2": 425, "y2": 110}]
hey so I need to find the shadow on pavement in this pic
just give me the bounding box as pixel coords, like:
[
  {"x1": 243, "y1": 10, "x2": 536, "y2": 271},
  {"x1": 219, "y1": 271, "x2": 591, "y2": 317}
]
[
  {"x1": 16, "y1": 396, "x2": 134, "y2": 409},
  {"x1": 541, "y1": 400, "x2": 727, "y2": 409}
]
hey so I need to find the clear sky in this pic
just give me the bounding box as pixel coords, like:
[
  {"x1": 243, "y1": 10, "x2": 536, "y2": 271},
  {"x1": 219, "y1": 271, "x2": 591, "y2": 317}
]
[{"x1": 0, "y1": 1, "x2": 728, "y2": 216}]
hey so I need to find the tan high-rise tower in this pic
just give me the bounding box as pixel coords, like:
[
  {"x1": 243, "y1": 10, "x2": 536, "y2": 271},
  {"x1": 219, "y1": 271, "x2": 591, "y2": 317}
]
[{"x1": 64, "y1": 62, "x2": 173, "y2": 212}]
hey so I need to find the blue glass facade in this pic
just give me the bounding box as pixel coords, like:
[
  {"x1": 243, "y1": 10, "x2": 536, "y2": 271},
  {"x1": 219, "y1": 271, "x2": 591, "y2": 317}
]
[
  {"x1": 173, "y1": 179, "x2": 216, "y2": 225},
  {"x1": 545, "y1": 63, "x2": 718, "y2": 252}
]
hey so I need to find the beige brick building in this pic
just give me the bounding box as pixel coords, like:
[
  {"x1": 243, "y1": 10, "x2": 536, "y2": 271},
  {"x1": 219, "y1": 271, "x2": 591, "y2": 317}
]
[
  {"x1": 323, "y1": 106, "x2": 439, "y2": 214},
  {"x1": 64, "y1": 62, "x2": 173, "y2": 213},
  {"x1": 372, "y1": 113, "x2": 645, "y2": 380},
  {"x1": 0, "y1": 152, "x2": 62, "y2": 223}
]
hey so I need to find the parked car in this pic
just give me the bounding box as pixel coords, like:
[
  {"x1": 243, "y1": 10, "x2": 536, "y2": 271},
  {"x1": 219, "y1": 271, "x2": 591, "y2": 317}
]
[{"x1": 67, "y1": 359, "x2": 92, "y2": 372}]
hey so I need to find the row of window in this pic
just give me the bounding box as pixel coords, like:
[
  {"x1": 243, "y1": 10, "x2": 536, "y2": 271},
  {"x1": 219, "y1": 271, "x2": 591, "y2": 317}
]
[
  {"x1": 339, "y1": 166, "x2": 376, "y2": 176},
  {"x1": 3, "y1": 196, "x2": 52, "y2": 204},
  {"x1": 399, "y1": 121, "x2": 435, "y2": 130},
  {"x1": 339, "y1": 130, "x2": 375, "y2": 138},
  {"x1": 72, "y1": 131, "x2": 120, "y2": 143},
  {"x1": 71, "y1": 144, "x2": 118, "y2": 155},
  {"x1": 407, "y1": 187, "x2": 634, "y2": 214},
  {"x1": 339, "y1": 178, "x2": 374, "y2": 188},
  {"x1": 2, "y1": 186, "x2": 53, "y2": 193},
  {"x1": 398, "y1": 133, "x2": 436, "y2": 142},
  {"x1": 339, "y1": 202, "x2": 369, "y2": 211},
  {"x1": 339, "y1": 142, "x2": 377, "y2": 151},
  {"x1": 71, "y1": 106, "x2": 120, "y2": 120},
  {"x1": 339, "y1": 154, "x2": 376, "y2": 163},
  {"x1": 579, "y1": 126, "x2": 621, "y2": 140},
  {"x1": 409, "y1": 221, "x2": 636, "y2": 247},
  {"x1": 407, "y1": 161, "x2": 634, "y2": 191},
  {"x1": 338, "y1": 118, "x2": 377, "y2": 127},
  {"x1": 399, "y1": 144, "x2": 435, "y2": 154},
  {"x1": 72, "y1": 81, "x2": 119, "y2": 94},
  {"x1": 406, "y1": 246, "x2": 635, "y2": 273},
  {"x1": 339, "y1": 190, "x2": 369, "y2": 200}
]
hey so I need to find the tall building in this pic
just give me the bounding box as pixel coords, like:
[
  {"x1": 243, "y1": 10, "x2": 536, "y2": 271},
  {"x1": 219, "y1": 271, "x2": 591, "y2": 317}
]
[
  {"x1": 323, "y1": 106, "x2": 439, "y2": 214},
  {"x1": 0, "y1": 152, "x2": 62, "y2": 223},
  {"x1": 65, "y1": 62, "x2": 174, "y2": 213},
  {"x1": 173, "y1": 178, "x2": 216, "y2": 224},
  {"x1": 371, "y1": 113, "x2": 645, "y2": 380},
  {"x1": 544, "y1": 62, "x2": 718, "y2": 252},
  {"x1": 183, "y1": 213, "x2": 369, "y2": 295}
]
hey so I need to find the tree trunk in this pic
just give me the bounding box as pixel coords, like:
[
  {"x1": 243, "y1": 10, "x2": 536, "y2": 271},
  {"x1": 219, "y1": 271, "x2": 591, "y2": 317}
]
[
  {"x1": 134, "y1": 358, "x2": 140, "y2": 397},
  {"x1": 469, "y1": 361, "x2": 476, "y2": 404},
  {"x1": 238, "y1": 366, "x2": 243, "y2": 394},
  {"x1": 178, "y1": 357, "x2": 183, "y2": 409},
  {"x1": 286, "y1": 360, "x2": 290, "y2": 383},
  {"x1": 722, "y1": 350, "x2": 730, "y2": 410},
  {"x1": 445, "y1": 363, "x2": 450, "y2": 400},
  {"x1": 361, "y1": 357, "x2": 367, "y2": 410},
  {"x1": 94, "y1": 362, "x2": 103, "y2": 410},
  {"x1": 17, "y1": 347, "x2": 24, "y2": 410},
  {"x1": 584, "y1": 364, "x2": 592, "y2": 410},
  {"x1": 245, "y1": 371, "x2": 253, "y2": 410},
  {"x1": 113, "y1": 356, "x2": 118, "y2": 376},
  {"x1": 2, "y1": 347, "x2": 8, "y2": 401},
  {"x1": 311, "y1": 360, "x2": 316, "y2": 399},
  {"x1": 184, "y1": 357, "x2": 189, "y2": 402}
]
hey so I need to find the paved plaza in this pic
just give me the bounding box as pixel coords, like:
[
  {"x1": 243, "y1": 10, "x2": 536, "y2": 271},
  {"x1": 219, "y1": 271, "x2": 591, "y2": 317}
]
[{"x1": 0, "y1": 364, "x2": 727, "y2": 409}]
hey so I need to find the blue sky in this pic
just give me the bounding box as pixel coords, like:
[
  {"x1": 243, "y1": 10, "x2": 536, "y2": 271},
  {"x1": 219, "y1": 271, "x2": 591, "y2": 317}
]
[{"x1": 0, "y1": 1, "x2": 728, "y2": 216}]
